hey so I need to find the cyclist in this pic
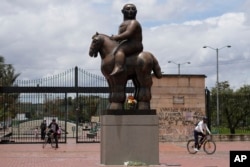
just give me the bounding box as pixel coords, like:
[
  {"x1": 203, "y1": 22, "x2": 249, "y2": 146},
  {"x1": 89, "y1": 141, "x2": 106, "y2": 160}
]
[
  {"x1": 48, "y1": 119, "x2": 59, "y2": 148},
  {"x1": 194, "y1": 116, "x2": 211, "y2": 151}
]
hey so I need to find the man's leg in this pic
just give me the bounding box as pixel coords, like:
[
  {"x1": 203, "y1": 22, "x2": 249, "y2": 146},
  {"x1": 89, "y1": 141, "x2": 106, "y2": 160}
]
[
  {"x1": 199, "y1": 133, "x2": 206, "y2": 144},
  {"x1": 41, "y1": 131, "x2": 44, "y2": 140},
  {"x1": 110, "y1": 51, "x2": 125, "y2": 75},
  {"x1": 194, "y1": 130, "x2": 199, "y2": 149},
  {"x1": 197, "y1": 132, "x2": 204, "y2": 149},
  {"x1": 41, "y1": 131, "x2": 43, "y2": 139},
  {"x1": 54, "y1": 134, "x2": 58, "y2": 148}
]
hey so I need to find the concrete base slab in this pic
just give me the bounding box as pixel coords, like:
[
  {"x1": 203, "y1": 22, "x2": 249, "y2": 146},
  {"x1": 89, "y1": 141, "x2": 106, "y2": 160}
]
[{"x1": 100, "y1": 111, "x2": 159, "y2": 165}]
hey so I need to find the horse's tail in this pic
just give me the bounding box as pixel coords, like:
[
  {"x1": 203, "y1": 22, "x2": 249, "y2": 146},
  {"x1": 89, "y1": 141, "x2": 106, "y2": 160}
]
[{"x1": 151, "y1": 54, "x2": 162, "y2": 79}]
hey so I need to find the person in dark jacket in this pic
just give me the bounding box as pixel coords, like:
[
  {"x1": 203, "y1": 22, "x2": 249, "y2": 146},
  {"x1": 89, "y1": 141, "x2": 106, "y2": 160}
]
[
  {"x1": 48, "y1": 119, "x2": 59, "y2": 148},
  {"x1": 40, "y1": 120, "x2": 47, "y2": 140}
]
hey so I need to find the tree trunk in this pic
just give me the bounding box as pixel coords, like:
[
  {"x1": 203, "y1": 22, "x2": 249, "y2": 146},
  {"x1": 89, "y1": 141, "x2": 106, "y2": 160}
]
[{"x1": 230, "y1": 128, "x2": 235, "y2": 134}]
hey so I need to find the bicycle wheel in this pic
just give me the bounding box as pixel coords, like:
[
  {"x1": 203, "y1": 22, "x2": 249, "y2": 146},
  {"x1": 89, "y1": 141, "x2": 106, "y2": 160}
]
[
  {"x1": 50, "y1": 135, "x2": 56, "y2": 148},
  {"x1": 42, "y1": 137, "x2": 48, "y2": 148},
  {"x1": 203, "y1": 140, "x2": 216, "y2": 154},
  {"x1": 187, "y1": 139, "x2": 197, "y2": 154}
]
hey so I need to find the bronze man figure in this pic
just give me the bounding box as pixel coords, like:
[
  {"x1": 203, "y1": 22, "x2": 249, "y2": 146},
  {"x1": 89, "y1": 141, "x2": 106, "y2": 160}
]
[
  {"x1": 110, "y1": 4, "x2": 143, "y2": 76},
  {"x1": 89, "y1": 4, "x2": 162, "y2": 110}
]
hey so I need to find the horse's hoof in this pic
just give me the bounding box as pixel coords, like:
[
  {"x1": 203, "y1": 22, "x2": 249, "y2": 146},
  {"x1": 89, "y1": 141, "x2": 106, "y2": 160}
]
[
  {"x1": 138, "y1": 102, "x2": 150, "y2": 110},
  {"x1": 109, "y1": 102, "x2": 123, "y2": 110}
]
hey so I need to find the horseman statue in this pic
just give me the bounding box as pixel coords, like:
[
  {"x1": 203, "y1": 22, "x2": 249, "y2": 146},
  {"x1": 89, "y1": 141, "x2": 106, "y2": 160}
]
[{"x1": 89, "y1": 4, "x2": 162, "y2": 110}]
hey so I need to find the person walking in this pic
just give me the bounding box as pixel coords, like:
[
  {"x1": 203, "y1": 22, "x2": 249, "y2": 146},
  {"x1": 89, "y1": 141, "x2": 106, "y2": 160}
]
[{"x1": 40, "y1": 120, "x2": 47, "y2": 140}]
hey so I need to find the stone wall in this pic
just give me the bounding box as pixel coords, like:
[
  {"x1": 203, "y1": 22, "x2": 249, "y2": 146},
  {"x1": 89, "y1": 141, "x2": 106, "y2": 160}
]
[
  {"x1": 151, "y1": 74, "x2": 207, "y2": 141},
  {"x1": 213, "y1": 134, "x2": 250, "y2": 141}
]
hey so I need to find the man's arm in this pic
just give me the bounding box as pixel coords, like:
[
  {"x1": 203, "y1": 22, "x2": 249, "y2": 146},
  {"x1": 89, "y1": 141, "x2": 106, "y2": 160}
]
[
  {"x1": 206, "y1": 125, "x2": 211, "y2": 134},
  {"x1": 111, "y1": 20, "x2": 139, "y2": 41}
]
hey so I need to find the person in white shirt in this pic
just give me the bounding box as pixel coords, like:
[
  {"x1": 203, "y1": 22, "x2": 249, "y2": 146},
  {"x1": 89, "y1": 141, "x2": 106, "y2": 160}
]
[{"x1": 194, "y1": 116, "x2": 211, "y2": 151}]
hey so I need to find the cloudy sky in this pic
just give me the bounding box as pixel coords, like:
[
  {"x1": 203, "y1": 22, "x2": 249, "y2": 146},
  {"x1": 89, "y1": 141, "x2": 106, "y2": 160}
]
[{"x1": 1, "y1": 0, "x2": 250, "y2": 90}]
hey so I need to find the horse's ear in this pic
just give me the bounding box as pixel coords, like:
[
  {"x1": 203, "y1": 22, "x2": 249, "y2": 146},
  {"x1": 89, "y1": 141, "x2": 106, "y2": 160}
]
[{"x1": 96, "y1": 32, "x2": 99, "y2": 35}]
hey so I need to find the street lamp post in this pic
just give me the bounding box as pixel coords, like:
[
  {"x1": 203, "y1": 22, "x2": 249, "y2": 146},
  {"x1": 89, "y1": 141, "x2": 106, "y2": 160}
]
[
  {"x1": 168, "y1": 61, "x2": 191, "y2": 75},
  {"x1": 203, "y1": 45, "x2": 231, "y2": 126}
]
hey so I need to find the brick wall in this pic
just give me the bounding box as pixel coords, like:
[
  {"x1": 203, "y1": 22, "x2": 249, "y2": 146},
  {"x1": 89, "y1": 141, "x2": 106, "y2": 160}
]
[{"x1": 151, "y1": 74, "x2": 207, "y2": 141}]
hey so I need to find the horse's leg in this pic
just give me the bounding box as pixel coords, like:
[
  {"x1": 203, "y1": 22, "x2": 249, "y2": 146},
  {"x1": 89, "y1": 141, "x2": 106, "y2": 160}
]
[
  {"x1": 132, "y1": 78, "x2": 139, "y2": 109},
  {"x1": 135, "y1": 53, "x2": 154, "y2": 110},
  {"x1": 136, "y1": 74, "x2": 153, "y2": 109},
  {"x1": 109, "y1": 75, "x2": 127, "y2": 110},
  {"x1": 106, "y1": 78, "x2": 113, "y2": 109}
]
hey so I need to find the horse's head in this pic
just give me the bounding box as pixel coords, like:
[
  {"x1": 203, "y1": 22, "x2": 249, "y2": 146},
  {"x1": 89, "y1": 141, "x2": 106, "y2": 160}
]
[{"x1": 89, "y1": 32, "x2": 104, "y2": 58}]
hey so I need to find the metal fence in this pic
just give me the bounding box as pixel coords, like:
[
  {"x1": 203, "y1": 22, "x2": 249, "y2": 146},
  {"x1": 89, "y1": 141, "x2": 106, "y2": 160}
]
[
  {"x1": 0, "y1": 66, "x2": 134, "y2": 144},
  {"x1": 2, "y1": 67, "x2": 250, "y2": 144}
]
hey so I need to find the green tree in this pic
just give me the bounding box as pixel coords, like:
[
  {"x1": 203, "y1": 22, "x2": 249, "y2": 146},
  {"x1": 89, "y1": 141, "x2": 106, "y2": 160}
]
[
  {"x1": 0, "y1": 56, "x2": 20, "y2": 86},
  {"x1": 209, "y1": 81, "x2": 233, "y2": 126},
  {"x1": 71, "y1": 95, "x2": 101, "y2": 123},
  {"x1": 234, "y1": 85, "x2": 250, "y2": 128},
  {"x1": 221, "y1": 94, "x2": 250, "y2": 134},
  {"x1": 236, "y1": 85, "x2": 250, "y2": 95},
  {"x1": 211, "y1": 81, "x2": 250, "y2": 134},
  {"x1": 0, "y1": 56, "x2": 20, "y2": 120}
]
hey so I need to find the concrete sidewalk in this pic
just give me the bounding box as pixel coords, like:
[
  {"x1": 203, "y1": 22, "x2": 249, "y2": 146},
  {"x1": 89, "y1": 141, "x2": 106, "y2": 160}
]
[{"x1": 0, "y1": 139, "x2": 250, "y2": 167}]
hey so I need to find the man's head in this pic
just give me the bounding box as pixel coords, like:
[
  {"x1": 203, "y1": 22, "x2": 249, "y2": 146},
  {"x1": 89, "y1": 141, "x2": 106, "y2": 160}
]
[
  {"x1": 52, "y1": 119, "x2": 56, "y2": 122},
  {"x1": 203, "y1": 116, "x2": 208, "y2": 123},
  {"x1": 122, "y1": 3, "x2": 137, "y2": 19}
]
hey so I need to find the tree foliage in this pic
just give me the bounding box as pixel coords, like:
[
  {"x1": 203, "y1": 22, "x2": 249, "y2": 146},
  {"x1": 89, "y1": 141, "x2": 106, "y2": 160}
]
[
  {"x1": 210, "y1": 81, "x2": 250, "y2": 134},
  {"x1": 0, "y1": 56, "x2": 20, "y2": 120},
  {"x1": 0, "y1": 56, "x2": 20, "y2": 86}
]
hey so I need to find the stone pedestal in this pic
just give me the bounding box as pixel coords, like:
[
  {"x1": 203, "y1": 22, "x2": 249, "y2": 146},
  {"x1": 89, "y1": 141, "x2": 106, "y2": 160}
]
[{"x1": 100, "y1": 110, "x2": 159, "y2": 165}]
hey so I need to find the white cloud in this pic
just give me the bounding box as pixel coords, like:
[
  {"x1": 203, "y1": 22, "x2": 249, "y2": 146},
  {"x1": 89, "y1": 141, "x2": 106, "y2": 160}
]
[
  {"x1": 0, "y1": 0, "x2": 249, "y2": 90},
  {"x1": 142, "y1": 11, "x2": 250, "y2": 89}
]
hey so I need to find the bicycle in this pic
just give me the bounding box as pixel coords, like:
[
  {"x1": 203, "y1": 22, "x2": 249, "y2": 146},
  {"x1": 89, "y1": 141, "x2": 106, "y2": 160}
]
[
  {"x1": 42, "y1": 130, "x2": 56, "y2": 149},
  {"x1": 187, "y1": 134, "x2": 216, "y2": 154}
]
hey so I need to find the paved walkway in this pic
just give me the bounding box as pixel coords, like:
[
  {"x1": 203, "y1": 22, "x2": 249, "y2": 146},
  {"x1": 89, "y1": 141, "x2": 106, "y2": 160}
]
[{"x1": 0, "y1": 139, "x2": 249, "y2": 167}]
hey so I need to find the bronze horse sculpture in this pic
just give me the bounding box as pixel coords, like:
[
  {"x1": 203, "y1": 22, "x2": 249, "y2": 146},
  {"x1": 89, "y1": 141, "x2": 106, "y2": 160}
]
[{"x1": 89, "y1": 32, "x2": 162, "y2": 110}]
